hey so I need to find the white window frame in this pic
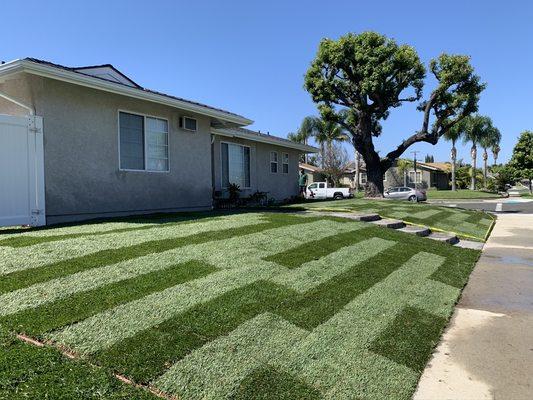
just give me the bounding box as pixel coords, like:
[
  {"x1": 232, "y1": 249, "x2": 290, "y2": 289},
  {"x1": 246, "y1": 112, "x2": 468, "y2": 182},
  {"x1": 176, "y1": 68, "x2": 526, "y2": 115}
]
[
  {"x1": 409, "y1": 171, "x2": 422, "y2": 184},
  {"x1": 220, "y1": 141, "x2": 252, "y2": 189},
  {"x1": 118, "y1": 110, "x2": 170, "y2": 173},
  {"x1": 180, "y1": 116, "x2": 198, "y2": 132},
  {"x1": 359, "y1": 172, "x2": 367, "y2": 184},
  {"x1": 270, "y1": 151, "x2": 278, "y2": 174},
  {"x1": 282, "y1": 152, "x2": 289, "y2": 174}
]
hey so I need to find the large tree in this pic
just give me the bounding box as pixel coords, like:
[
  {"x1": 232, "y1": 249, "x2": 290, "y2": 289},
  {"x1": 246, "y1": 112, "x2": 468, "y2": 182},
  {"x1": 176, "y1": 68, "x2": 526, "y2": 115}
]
[
  {"x1": 508, "y1": 131, "x2": 533, "y2": 193},
  {"x1": 304, "y1": 31, "x2": 485, "y2": 196}
]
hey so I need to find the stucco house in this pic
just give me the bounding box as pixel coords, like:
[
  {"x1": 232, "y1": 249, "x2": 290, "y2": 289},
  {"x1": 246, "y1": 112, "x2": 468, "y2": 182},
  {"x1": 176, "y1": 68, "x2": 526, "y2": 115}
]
[
  {"x1": 341, "y1": 160, "x2": 451, "y2": 190},
  {"x1": 0, "y1": 58, "x2": 316, "y2": 226}
]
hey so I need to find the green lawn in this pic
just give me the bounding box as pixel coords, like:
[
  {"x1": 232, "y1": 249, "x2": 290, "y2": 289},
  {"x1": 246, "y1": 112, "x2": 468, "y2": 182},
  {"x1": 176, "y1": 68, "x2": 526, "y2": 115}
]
[
  {"x1": 287, "y1": 198, "x2": 493, "y2": 241},
  {"x1": 0, "y1": 212, "x2": 481, "y2": 399},
  {"x1": 426, "y1": 189, "x2": 500, "y2": 199}
]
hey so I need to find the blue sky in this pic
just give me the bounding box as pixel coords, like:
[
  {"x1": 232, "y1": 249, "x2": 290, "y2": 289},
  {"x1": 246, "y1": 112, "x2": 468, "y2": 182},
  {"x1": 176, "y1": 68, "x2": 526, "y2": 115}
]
[{"x1": 2, "y1": 1, "x2": 532, "y2": 163}]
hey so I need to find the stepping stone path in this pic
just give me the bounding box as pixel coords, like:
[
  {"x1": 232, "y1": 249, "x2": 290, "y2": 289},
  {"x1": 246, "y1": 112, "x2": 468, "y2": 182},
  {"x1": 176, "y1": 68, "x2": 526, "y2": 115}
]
[{"x1": 305, "y1": 211, "x2": 480, "y2": 248}]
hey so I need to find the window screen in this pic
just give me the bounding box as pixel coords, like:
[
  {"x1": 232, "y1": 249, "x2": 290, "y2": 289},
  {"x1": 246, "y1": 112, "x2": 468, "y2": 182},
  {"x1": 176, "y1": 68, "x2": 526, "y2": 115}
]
[{"x1": 119, "y1": 112, "x2": 144, "y2": 170}]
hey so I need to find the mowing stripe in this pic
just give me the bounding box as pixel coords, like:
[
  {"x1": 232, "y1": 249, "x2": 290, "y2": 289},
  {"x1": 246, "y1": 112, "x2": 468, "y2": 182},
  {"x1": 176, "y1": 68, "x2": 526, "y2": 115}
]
[
  {"x1": 0, "y1": 260, "x2": 216, "y2": 336},
  {"x1": 410, "y1": 209, "x2": 443, "y2": 219},
  {"x1": 263, "y1": 230, "x2": 378, "y2": 269},
  {"x1": 0, "y1": 214, "x2": 226, "y2": 248},
  {"x1": 369, "y1": 306, "x2": 447, "y2": 372},
  {"x1": 93, "y1": 280, "x2": 299, "y2": 383},
  {"x1": 0, "y1": 214, "x2": 296, "y2": 296},
  {"x1": 0, "y1": 213, "x2": 265, "y2": 276},
  {"x1": 48, "y1": 219, "x2": 360, "y2": 354},
  {"x1": 153, "y1": 313, "x2": 309, "y2": 400},
  {"x1": 0, "y1": 217, "x2": 350, "y2": 316},
  {"x1": 271, "y1": 237, "x2": 396, "y2": 293}
]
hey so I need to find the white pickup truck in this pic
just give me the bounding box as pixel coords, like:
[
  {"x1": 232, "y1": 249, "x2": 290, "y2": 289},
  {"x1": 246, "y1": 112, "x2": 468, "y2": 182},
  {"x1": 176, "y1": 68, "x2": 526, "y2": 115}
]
[{"x1": 305, "y1": 182, "x2": 353, "y2": 200}]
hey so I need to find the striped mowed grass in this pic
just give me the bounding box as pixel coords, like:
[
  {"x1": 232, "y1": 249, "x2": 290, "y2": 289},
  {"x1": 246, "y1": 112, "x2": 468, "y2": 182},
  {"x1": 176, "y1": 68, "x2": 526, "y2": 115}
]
[
  {"x1": 286, "y1": 198, "x2": 494, "y2": 241},
  {"x1": 0, "y1": 212, "x2": 480, "y2": 399}
]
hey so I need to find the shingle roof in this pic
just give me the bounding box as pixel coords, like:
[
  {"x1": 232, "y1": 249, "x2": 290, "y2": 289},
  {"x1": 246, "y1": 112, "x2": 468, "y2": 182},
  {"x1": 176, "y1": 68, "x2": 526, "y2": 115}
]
[
  {"x1": 232, "y1": 127, "x2": 307, "y2": 148},
  {"x1": 23, "y1": 58, "x2": 248, "y2": 121}
]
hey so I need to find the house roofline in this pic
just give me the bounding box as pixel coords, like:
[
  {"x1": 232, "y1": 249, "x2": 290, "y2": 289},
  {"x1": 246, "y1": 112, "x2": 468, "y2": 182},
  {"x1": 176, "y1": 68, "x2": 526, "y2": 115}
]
[
  {"x1": 212, "y1": 128, "x2": 318, "y2": 153},
  {"x1": 0, "y1": 59, "x2": 253, "y2": 126}
]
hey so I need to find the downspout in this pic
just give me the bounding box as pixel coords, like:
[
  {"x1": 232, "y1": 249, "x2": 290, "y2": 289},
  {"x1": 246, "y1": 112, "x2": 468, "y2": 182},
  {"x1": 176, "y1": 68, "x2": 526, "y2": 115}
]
[{"x1": 0, "y1": 90, "x2": 35, "y2": 115}]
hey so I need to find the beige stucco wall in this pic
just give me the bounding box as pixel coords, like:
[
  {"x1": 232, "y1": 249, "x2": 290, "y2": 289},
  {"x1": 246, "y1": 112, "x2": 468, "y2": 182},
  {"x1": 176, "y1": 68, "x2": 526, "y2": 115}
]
[
  {"x1": 0, "y1": 72, "x2": 305, "y2": 223},
  {"x1": 212, "y1": 135, "x2": 300, "y2": 201},
  {"x1": 0, "y1": 73, "x2": 213, "y2": 223}
]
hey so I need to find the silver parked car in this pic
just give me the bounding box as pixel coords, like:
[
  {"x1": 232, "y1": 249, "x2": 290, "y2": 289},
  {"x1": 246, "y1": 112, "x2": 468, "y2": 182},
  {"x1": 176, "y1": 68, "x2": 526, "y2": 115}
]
[{"x1": 384, "y1": 187, "x2": 427, "y2": 202}]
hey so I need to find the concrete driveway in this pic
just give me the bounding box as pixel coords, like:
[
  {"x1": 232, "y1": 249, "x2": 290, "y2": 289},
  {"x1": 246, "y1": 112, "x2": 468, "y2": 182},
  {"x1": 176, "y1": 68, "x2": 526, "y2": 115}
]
[{"x1": 414, "y1": 213, "x2": 533, "y2": 399}]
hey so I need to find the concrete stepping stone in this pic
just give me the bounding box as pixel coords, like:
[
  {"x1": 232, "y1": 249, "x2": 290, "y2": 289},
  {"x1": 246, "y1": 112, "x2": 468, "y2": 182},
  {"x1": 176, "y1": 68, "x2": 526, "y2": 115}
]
[
  {"x1": 397, "y1": 225, "x2": 431, "y2": 237},
  {"x1": 326, "y1": 212, "x2": 381, "y2": 222},
  {"x1": 454, "y1": 240, "x2": 484, "y2": 250},
  {"x1": 427, "y1": 232, "x2": 459, "y2": 245},
  {"x1": 370, "y1": 219, "x2": 405, "y2": 229}
]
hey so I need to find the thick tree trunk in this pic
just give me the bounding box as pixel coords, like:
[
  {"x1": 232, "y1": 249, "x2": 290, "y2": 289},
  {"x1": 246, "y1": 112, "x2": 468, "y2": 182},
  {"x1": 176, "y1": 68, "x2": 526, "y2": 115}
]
[
  {"x1": 482, "y1": 149, "x2": 488, "y2": 189},
  {"x1": 470, "y1": 144, "x2": 477, "y2": 190},
  {"x1": 362, "y1": 154, "x2": 385, "y2": 196},
  {"x1": 451, "y1": 144, "x2": 457, "y2": 191},
  {"x1": 354, "y1": 150, "x2": 360, "y2": 192}
]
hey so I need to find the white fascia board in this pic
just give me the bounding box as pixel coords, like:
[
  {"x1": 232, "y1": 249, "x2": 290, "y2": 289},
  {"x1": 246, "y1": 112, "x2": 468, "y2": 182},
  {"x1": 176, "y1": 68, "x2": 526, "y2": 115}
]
[
  {"x1": 0, "y1": 59, "x2": 253, "y2": 126},
  {"x1": 211, "y1": 128, "x2": 319, "y2": 153}
]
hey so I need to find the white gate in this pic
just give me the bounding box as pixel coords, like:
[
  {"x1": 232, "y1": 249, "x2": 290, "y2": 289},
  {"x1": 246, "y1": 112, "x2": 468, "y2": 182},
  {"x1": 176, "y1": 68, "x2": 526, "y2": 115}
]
[{"x1": 0, "y1": 114, "x2": 45, "y2": 227}]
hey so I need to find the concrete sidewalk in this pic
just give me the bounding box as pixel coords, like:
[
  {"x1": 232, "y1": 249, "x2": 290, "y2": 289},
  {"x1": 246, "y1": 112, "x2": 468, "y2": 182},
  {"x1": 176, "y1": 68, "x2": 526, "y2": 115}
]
[{"x1": 414, "y1": 214, "x2": 533, "y2": 400}]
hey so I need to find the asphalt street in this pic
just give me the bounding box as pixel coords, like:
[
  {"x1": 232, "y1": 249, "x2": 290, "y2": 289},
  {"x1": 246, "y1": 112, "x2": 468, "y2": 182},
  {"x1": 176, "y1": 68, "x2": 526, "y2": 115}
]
[{"x1": 427, "y1": 198, "x2": 533, "y2": 213}]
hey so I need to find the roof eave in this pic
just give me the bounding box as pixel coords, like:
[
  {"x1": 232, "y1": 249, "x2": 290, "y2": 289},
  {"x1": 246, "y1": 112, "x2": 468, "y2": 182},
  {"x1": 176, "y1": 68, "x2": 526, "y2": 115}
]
[
  {"x1": 0, "y1": 59, "x2": 253, "y2": 126},
  {"x1": 211, "y1": 128, "x2": 319, "y2": 153}
]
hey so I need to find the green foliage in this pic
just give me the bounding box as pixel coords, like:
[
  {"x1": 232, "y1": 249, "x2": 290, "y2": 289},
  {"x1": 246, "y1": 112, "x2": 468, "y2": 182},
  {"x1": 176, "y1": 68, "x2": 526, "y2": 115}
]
[
  {"x1": 461, "y1": 114, "x2": 494, "y2": 146},
  {"x1": 424, "y1": 154, "x2": 434, "y2": 163},
  {"x1": 228, "y1": 183, "x2": 241, "y2": 200},
  {"x1": 305, "y1": 31, "x2": 425, "y2": 134},
  {"x1": 491, "y1": 164, "x2": 516, "y2": 191},
  {"x1": 508, "y1": 131, "x2": 533, "y2": 191}
]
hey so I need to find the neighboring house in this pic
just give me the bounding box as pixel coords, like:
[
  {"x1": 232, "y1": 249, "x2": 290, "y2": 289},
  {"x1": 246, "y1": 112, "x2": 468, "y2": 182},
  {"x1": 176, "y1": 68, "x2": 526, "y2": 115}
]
[
  {"x1": 299, "y1": 163, "x2": 323, "y2": 184},
  {"x1": 341, "y1": 160, "x2": 451, "y2": 190},
  {"x1": 0, "y1": 58, "x2": 316, "y2": 226},
  {"x1": 386, "y1": 162, "x2": 451, "y2": 190}
]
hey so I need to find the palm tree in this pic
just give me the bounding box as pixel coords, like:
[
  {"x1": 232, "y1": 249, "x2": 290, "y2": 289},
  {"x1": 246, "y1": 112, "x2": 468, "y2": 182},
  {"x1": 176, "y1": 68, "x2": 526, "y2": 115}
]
[
  {"x1": 479, "y1": 125, "x2": 501, "y2": 188},
  {"x1": 444, "y1": 119, "x2": 467, "y2": 191},
  {"x1": 491, "y1": 143, "x2": 501, "y2": 166},
  {"x1": 311, "y1": 119, "x2": 349, "y2": 168},
  {"x1": 288, "y1": 116, "x2": 320, "y2": 164},
  {"x1": 462, "y1": 115, "x2": 493, "y2": 190},
  {"x1": 396, "y1": 159, "x2": 413, "y2": 187}
]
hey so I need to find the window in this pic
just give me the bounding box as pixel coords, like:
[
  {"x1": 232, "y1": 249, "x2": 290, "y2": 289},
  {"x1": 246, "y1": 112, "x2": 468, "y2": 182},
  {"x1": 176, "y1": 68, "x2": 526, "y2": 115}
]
[
  {"x1": 119, "y1": 111, "x2": 169, "y2": 172},
  {"x1": 282, "y1": 153, "x2": 289, "y2": 174},
  {"x1": 318, "y1": 183, "x2": 325, "y2": 189},
  {"x1": 308, "y1": 183, "x2": 318, "y2": 190},
  {"x1": 180, "y1": 116, "x2": 197, "y2": 132},
  {"x1": 270, "y1": 151, "x2": 278, "y2": 173},
  {"x1": 221, "y1": 142, "x2": 250, "y2": 188},
  {"x1": 408, "y1": 171, "x2": 422, "y2": 183},
  {"x1": 359, "y1": 172, "x2": 367, "y2": 184}
]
